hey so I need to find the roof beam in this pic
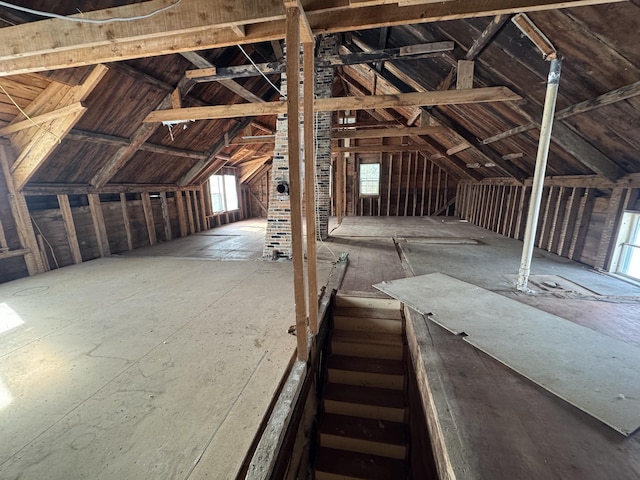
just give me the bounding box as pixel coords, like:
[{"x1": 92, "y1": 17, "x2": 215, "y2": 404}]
[
  {"x1": 7, "y1": 64, "x2": 107, "y2": 190},
  {"x1": 90, "y1": 75, "x2": 197, "y2": 188},
  {"x1": 185, "y1": 41, "x2": 454, "y2": 82},
  {"x1": 343, "y1": 42, "x2": 528, "y2": 179},
  {"x1": 440, "y1": 14, "x2": 511, "y2": 90},
  {"x1": 144, "y1": 87, "x2": 521, "y2": 123},
  {"x1": 177, "y1": 117, "x2": 255, "y2": 186},
  {"x1": 67, "y1": 129, "x2": 208, "y2": 160},
  {"x1": 0, "y1": 0, "x2": 625, "y2": 75},
  {"x1": 180, "y1": 51, "x2": 266, "y2": 103},
  {"x1": 482, "y1": 79, "x2": 640, "y2": 144},
  {"x1": 0, "y1": 102, "x2": 85, "y2": 136},
  {"x1": 22, "y1": 183, "x2": 197, "y2": 196},
  {"x1": 332, "y1": 125, "x2": 447, "y2": 139}
]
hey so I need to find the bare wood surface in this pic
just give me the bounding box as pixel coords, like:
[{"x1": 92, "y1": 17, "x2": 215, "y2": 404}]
[
  {"x1": 285, "y1": 4, "x2": 309, "y2": 361},
  {"x1": 0, "y1": 1, "x2": 626, "y2": 75},
  {"x1": 119, "y1": 193, "x2": 134, "y2": 251},
  {"x1": 143, "y1": 87, "x2": 521, "y2": 123},
  {"x1": 57, "y1": 194, "x2": 82, "y2": 264},
  {"x1": 87, "y1": 193, "x2": 110, "y2": 257},
  {"x1": 0, "y1": 144, "x2": 45, "y2": 274}
]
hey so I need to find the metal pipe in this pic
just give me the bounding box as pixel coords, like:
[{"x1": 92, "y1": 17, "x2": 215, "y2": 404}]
[{"x1": 517, "y1": 57, "x2": 562, "y2": 292}]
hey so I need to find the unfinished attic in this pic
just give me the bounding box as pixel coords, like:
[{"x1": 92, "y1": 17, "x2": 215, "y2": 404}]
[{"x1": 1, "y1": 1, "x2": 640, "y2": 479}]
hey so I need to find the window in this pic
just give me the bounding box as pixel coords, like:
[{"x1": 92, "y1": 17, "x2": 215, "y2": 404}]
[
  {"x1": 209, "y1": 174, "x2": 239, "y2": 213},
  {"x1": 611, "y1": 211, "x2": 640, "y2": 281},
  {"x1": 359, "y1": 163, "x2": 380, "y2": 196}
]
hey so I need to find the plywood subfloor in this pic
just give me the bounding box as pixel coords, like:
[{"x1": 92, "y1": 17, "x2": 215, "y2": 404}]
[
  {"x1": 0, "y1": 220, "x2": 333, "y2": 480},
  {"x1": 376, "y1": 273, "x2": 640, "y2": 435}
]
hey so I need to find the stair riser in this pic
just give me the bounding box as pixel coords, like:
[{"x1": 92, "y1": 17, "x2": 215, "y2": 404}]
[
  {"x1": 334, "y1": 316, "x2": 402, "y2": 334},
  {"x1": 335, "y1": 296, "x2": 401, "y2": 310},
  {"x1": 320, "y1": 434, "x2": 407, "y2": 460},
  {"x1": 328, "y1": 369, "x2": 404, "y2": 390},
  {"x1": 331, "y1": 341, "x2": 403, "y2": 360},
  {"x1": 323, "y1": 400, "x2": 406, "y2": 423},
  {"x1": 315, "y1": 472, "x2": 361, "y2": 480}
]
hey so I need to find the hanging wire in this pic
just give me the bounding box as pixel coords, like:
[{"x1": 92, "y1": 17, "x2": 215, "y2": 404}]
[
  {"x1": 0, "y1": 0, "x2": 182, "y2": 24},
  {"x1": 0, "y1": 83, "x2": 62, "y2": 143},
  {"x1": 237, "y1": 44, "x2": 284, "y2": 97}
]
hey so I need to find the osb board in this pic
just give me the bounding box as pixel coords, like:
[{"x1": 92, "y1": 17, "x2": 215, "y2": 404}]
[{"x1": 374, "y1": 273, "x2": 640, "y2": 436}]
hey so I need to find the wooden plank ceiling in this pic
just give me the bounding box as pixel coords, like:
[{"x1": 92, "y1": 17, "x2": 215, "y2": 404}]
[{"x1": 0, "y1": 0, "x2": 637, "y2": 191}]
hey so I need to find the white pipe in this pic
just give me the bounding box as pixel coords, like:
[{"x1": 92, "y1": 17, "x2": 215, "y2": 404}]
[{"x1": 517, "y1": 58, "x2": 562, "y2": 292}]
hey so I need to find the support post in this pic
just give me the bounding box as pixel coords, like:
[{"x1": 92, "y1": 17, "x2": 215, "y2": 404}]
[
  {"x1": 517, "y1": 58, "x2": 562, "y2": 292},
  {"x1": 303, "y1": 41, "x2": 319, "y2": 335},
  {"x1": 285, "y1": 3, "x2": 308, "y2": 360},
  {"x1": 57, "y1": 194, "x2": 83, "y2": 264},
  {"x1": 88, "y1": 193, "x2": 111, "y2": 257},
  {"x1": 120, "y1": 193, "x2": 134, "y2": 250}
]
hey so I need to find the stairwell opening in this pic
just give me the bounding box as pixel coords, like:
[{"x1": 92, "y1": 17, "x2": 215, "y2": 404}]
[{"x1": 311, "y1": 293, "x2": 438, "y2": 480}]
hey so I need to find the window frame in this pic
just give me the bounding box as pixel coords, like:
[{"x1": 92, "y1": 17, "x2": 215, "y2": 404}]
[
  {"x1": 358, "y1": 162, "x2": 381, "y2": 197},
  {"x1": 208, "y1": 173, "x2": 239, "y2": 214},
  {"x1": 610, "y1": 210, "x2": 640, "y2": 282}
]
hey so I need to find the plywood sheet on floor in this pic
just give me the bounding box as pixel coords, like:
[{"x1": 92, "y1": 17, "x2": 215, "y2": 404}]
[
  {"x1": 331, "y1": 216, "x2": 471, "y2": 238},
  {"x1": 0, "y1": 255, "x2": 312, "y2": 479},
  {"x1": 122, "y1": 219, "x2": 267, "y2": 261},
  {"x1": 325, "y1": 236, "x2": 404, "y2": 294},
  {"x1": 375, "y1": 273, "x2": 640, "y2": 435}
]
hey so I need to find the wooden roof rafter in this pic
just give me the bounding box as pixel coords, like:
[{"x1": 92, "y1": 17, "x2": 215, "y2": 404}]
[
  {"x1": 0, "y1": 0, "x2": 627, "y2": 76},
  {"x1": 425, "y1": 16, "x2": 628, "y2": 180}
]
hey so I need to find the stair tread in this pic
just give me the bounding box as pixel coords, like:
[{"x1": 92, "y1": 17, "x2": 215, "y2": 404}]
[
  {"x1": 324, "y1": 383, "x2": 406, "y2": 409},
  {"x1": 327, "y1": 355, "x2": 405, "y2": 376},
  {"x1": 320, "y1": 413, "x2": 408, "y2": 446},
  {"x1": 334, "y1": 306, "x2": 403, "y2": 320},
  {"x1": 315, "y1": 447, "x2": 407, "y2": 480},
  {"x1": 332, "y1": 329, "x2": 404, "y2": 346}
]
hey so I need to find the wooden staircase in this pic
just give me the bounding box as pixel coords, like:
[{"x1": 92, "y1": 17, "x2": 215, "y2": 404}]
[{"x1": 314, "y1": 294, "x2": 410, "y2": 480}]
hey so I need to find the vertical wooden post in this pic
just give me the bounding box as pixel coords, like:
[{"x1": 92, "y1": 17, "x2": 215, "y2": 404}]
[
  {"x1": 36, "y1": 235, "x2": 50, "y2": 271},
  {"x1": 386, "y1": 154, "x2": 393, "y2": 216},
  {"x1": 568, "y1": 188, "x2": 595, "y2": 261},
  {"x1": 0, "y1": 145, "x2": 45, "y2": 274},
  {"x1": 199, "y1": 186, "x2": 208, "y2": 230},
  {"x1": 434, "y1": 166, "x2": 442, "y2": 217},
  {"x1": 507, "y1": 186, "x2": 519, "y2": 238},
  {"x1": 175, "y1": 190, "x2": 188, "y2": 237},
  {"x1": 193, "y1": 190, "x2": 202, "y2": 232},
  {"x1": 160, "y1": 192, "x2": 172, "y2": 241},
  {"x1": 0, "y1": 216, "x2": 7, "y2": 251},
  {"x1": 336, "y1": 154, "x2": 343, "y2": 224},
  {"x1": 515, "y1": 185, "x2": 530, "y2": 240},
  {"x1": 303, "y1": 40, "x2": 319, "y2": 335},
  {"x1": 595, "y1": 186, "x2": 629, "y2": 271},
  {"x1": 285, "y1": 2, "x2": 308, "y2": 360},
  {"x1": 186, "y1": 190, "x2": 196, "y2": 234},
  {"x1": 427, "y1": 160, "x2": 434, "y2": 216},
  {"x1": 395, "y1": 155, "x2": 402, "y2": 216},
  {"x1": 420, "y1": 154, "x2": 427, "y2": 217},
  {"x1": 557, "y1": 187, "x2": 582, "y2": 256},
  {"x1": 88, "y1": 193, "x2": 111, "y2": 257},
  {"x1": 141, "y1": 192, "x2": 157, "y2": 245},
  {"x1": 57, "y1": 194, "x2": 82, "y2": 264},
  {"x1": 119, "y1": 193, "x2": 134, "y2": 250},
  {"x1": 538, "y1": 186, "x2": 554, "y2": 247},
  {"x1": 404, "y1": 153, "x2": 411, "y2": 217}
]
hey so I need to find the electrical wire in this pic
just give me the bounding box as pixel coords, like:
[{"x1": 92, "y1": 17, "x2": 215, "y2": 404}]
[
  {"x1": 0, "y1": 0, "x2": 181, "y2": 24},
  {"x1": 0, "y1": 83, "x2": 62, "y2": 143},
  {"x1": 237, "y1": 44, "x2": 284, "y2": 97}
]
